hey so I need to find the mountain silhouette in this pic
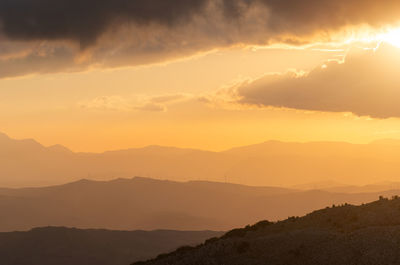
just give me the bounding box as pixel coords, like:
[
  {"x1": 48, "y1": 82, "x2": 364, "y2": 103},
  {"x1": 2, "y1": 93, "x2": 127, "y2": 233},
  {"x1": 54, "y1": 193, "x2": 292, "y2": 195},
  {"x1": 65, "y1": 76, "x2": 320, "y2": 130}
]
[
  {"x1": 1, "y1": 177, "x2": 400, "y2": 232},
  {"x1": 132, "y1": 197, "x2": 400, "y2": 265},
  {"x1": 3, "y1": 132, "x2": 400, "y2": 187},
  {"x1": 0, "y1": 226, "x2": 222, "y2": 265}
]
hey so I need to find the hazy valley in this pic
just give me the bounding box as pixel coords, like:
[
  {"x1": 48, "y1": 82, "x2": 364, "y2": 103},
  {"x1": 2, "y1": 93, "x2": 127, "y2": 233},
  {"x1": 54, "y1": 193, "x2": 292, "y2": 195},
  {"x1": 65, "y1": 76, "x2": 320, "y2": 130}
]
[{"x1": 3, "y1": 132, "x2": 400, "y2": 265}]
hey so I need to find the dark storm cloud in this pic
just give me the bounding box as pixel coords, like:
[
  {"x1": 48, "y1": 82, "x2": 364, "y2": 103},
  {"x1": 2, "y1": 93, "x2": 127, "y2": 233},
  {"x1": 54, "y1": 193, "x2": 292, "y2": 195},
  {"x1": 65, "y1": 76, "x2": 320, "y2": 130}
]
[
  {"x1": 236, "y1": 44, "x2": 400, "y2": 119},
  {"x1": 2, "y1": 0, "x2": 400, "y2": 46},
  {"x1": 2, "y1": 0, "x2": 400, "y2": 78},
  {"x1": 0, "y1": 0, "x2": 209, "y2": 47}
]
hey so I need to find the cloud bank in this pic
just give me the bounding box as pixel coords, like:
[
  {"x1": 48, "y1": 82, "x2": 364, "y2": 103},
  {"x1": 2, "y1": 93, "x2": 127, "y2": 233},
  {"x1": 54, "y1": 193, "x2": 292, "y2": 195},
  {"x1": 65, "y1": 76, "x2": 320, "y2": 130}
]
[
  {"x1": 236, "y1": 44, "x2": 400, "y2": 119},
  {"x1": 2, "y1": 0, "x2": 400, "y2": 77},
  {"x1": 0, "y1": 0, "x2": 208, "y2": 47}
]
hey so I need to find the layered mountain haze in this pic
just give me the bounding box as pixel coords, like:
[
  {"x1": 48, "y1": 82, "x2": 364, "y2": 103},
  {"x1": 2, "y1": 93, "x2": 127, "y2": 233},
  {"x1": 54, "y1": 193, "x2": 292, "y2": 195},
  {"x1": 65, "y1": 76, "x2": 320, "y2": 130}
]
[
  {"x1": 4, "y1": 0, "x2": 400, "y2": 264},
  {"x1": 3, "y1": 132, "x2": 400, "y2": 187},
  {"x1": 0, "y1": 132, "x2": 228, "y2": 187},
  {"x1": 0, "y1": 177, "x2": 399, "y2": 232},
  {"x1": 294, "y1": 180, "x2": 400, "y2": 194}
]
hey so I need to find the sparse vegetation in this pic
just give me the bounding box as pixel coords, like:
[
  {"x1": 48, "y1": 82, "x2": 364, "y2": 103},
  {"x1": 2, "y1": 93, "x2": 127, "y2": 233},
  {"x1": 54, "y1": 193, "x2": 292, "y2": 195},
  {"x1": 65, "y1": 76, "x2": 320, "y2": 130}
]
[{"x1": 133, "y1": 196, "x2": 400, "y2": 265}]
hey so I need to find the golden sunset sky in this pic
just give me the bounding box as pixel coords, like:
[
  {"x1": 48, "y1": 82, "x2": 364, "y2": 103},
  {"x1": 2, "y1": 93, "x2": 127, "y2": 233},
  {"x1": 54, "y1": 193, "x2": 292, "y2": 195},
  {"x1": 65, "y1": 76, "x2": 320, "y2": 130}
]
[{"x1": 2, "y1": 0, "x2": 400, "y2": 152}]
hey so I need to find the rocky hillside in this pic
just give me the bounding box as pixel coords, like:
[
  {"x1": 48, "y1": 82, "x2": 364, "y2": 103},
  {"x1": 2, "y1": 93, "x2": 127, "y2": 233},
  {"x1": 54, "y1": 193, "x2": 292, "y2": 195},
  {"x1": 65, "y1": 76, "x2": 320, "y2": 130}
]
[{"x1": 133, "y1": 196, "x2": 400, "y2": 265}]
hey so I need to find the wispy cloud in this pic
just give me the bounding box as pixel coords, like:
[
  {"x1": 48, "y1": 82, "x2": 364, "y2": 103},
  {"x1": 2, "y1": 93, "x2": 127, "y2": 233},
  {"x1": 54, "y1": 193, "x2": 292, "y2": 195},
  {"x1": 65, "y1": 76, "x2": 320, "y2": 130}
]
[{"x1": 78, "y1": 93, "x2": 190, "y2": 112}]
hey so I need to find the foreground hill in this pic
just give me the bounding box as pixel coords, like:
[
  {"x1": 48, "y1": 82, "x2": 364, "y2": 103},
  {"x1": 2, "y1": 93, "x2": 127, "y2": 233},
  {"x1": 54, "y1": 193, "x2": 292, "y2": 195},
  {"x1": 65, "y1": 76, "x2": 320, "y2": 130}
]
[
  {"x1": 1, "y1": 177, "x2": 400, "y2": 232},
  {"x1": 3, "y1": 132, "x2": 400, "y2": 187},
  {"x1": 133, "y1": 197, "x2": 400, "y2": 265},
  {"x1": 0, "y1": 227, "x2": 222, "y2": 265}
]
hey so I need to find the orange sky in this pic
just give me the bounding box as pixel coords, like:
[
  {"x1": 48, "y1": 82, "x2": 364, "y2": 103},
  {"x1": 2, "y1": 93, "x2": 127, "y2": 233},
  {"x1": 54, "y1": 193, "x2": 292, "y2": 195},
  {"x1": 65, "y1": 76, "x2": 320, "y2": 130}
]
[
  {"x1": 2, "y1": 1, "x2": 400, "y2": 152},
  {"x1": 2, "y1": 38, "x2": 400, "y2": 152}
]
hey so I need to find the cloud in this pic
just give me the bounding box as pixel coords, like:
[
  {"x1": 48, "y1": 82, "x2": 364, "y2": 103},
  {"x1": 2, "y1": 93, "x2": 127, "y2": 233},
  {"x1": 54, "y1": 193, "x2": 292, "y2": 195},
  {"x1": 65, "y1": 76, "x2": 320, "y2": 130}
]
[
  {"x1": 79, "y1": 93, "x2": 189, "y2": 112},
  {"x1": 2, "y1": 0, "x2": 400, "y2": 78},
  {"x1": 0, "y1": 0, "x2": 208, "y2": 48},
  {"x1": 235, "y1": 44, "x2": 400, "y2": 118},
  {"x1": 134, "y1": 102, "x2": 166, "y2": 112},
  {"x1": 0, "y1": 43, "x2": 80, "y2": 78},
  {"x1": 2, "y1": 0, "x2": 400, "y2": 45},
  {"x1": 78, "y1": 96, "x2": 131, "y2": 111}
]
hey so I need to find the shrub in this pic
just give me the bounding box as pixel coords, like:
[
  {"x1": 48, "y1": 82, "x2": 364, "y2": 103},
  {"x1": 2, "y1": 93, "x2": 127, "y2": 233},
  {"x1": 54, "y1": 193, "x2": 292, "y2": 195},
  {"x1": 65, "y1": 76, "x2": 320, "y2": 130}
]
[{"x1": 236, "y1": 241, "x2": 250, "y2": 254}]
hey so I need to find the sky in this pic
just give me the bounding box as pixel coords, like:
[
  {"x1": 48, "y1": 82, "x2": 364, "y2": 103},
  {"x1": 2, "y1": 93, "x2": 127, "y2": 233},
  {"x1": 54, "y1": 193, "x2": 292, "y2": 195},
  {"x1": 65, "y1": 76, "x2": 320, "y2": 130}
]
[{"x1": 2, "y1": 0, "x2": 400, "y2": 152}]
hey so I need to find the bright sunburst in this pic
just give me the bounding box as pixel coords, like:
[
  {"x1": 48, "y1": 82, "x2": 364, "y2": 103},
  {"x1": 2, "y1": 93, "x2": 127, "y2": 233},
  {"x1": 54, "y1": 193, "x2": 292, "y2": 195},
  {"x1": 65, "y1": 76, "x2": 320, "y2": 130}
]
[{"x1": 379, "y1": 28, "x2": 400, "y2": 47}]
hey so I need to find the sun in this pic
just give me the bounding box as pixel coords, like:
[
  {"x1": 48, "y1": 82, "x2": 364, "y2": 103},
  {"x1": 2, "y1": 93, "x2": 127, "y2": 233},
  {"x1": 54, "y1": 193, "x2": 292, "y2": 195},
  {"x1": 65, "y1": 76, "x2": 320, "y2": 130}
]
[
  {"x1": 341, "y1": 27, "x2": 400, "y2": 48},
  {"x1": 378, "y1": 28, "x2": 400, "y2": 48}
]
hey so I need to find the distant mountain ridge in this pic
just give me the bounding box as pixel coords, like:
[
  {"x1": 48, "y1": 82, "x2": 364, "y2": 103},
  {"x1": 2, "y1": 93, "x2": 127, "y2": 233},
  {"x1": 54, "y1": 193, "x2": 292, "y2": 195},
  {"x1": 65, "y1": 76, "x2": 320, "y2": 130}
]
[
  {"x1": 0, "y1": 226, "x2": 222, "y2": 265},
  {"x1": 2, "y1": 132, "x2": 400, "y2": 187},
  {"x1": 0, "y1": 177, "x2": 399, "y2": 232}
]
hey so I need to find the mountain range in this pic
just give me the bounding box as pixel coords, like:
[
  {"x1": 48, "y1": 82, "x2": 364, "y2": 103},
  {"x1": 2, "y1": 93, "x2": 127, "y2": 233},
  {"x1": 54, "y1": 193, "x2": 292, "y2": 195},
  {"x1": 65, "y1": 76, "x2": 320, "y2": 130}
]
[
  {"x1": 1, "y1": 177, "x2": 399, "y2": 232},
  {"x1": 3, "y1": 132, "x2": 400, "y2": 188}
]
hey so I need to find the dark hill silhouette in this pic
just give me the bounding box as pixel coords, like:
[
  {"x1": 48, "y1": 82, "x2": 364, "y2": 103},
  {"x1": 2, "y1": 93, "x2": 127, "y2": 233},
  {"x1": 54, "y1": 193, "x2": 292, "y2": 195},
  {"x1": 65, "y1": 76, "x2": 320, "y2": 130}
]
[
  {"x1": 133, "y1": 197, "x2": 400, "y2": 265},
  {"x1": 4, "y1": 132, "x2": 400, "y2": 187},
  {"x1": 1, "y1": 177, "x2": 400, "y2": 232},
  {"x1": 0, "y1": 226, "x2": 222, "y2": 265}
]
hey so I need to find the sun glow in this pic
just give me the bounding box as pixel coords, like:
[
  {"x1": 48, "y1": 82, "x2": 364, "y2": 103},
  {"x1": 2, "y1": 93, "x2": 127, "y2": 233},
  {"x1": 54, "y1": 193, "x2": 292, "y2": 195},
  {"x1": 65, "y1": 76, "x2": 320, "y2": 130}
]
[
  {"x1": 339, "y1": 27, "x2": 400, "y2": 48},
  {"x1": 379, "y1": 28, "x2": 400, "y2": 48}
]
